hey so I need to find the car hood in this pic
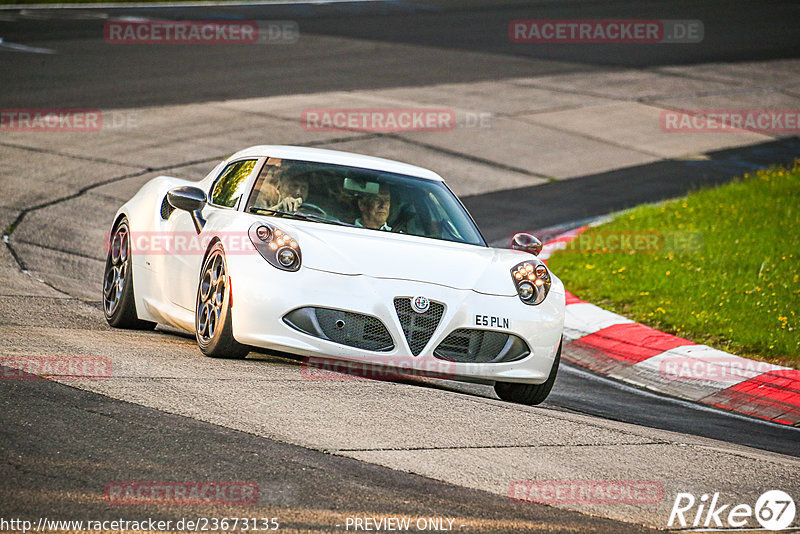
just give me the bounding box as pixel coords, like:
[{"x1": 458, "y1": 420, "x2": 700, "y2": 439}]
[{"x1": 279, "y1": 220, "x2": 524, "y2": 296}]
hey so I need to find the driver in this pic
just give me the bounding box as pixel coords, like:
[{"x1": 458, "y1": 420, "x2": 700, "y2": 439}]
[
  {"x1": 269, "y1": 174, "x2": 309, "y2": 213},
  {"x1": 355, "y1": 185, "x2": 392, "y2": 231}
]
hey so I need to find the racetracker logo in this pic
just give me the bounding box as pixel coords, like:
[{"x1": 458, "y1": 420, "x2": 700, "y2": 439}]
[
  {"x1": 301, "y1": 108, "x2": 457, "y2": 133},
  {"x1": 509, "y1": 19, "x2": 703, "y2": 43},
  {"x1": 1, "y1": 109, "x2": 101, "y2": 132},
  {"x1": 509, "y1": 480, "x2": 663, "y2": 504},
  {"x1": 668, "y1": 490, "x2": 796, "y2": 531},
  {"x1": 104, "y1": 481, "x2": 258, "y2": 505},
  {"x1": 107, "y1": 231, "x2": 256, "y2": 256},
  {"x1": 1, "y1": 109, "x2": 139, "y2": 132},
  {"x1": 1, "y1": 356, "x2": 112, "y2": 380},
  {"x1": 661, "y1": 109, "x2": 800, "y2": 133},
  {"x1": 543, "y1": 230, "x2": 703, "y2": 255},
  {"x1": 103, "y1": 20, "x2": 298, "y2": 44},
  {"x1": 660, "y1": 356, "x2": 780, "y2": 382},
  {"x1": 300, "y1": 358, "x2": 457, "y2": 381}
]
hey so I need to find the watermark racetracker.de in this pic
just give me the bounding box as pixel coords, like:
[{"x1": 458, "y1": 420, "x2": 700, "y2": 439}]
[
  {"x1": 509, "y1": 19, "x2": 703, "y2": 43},
  {"x1": 103, "y1": 20, "x2": 298, "y2": 45},
  {"x1": 660, "y1": 355, "x2": 781, "y2": 382},
  {"x1": 661, "y1": 109, "x2": 800, "y2": 134},
  {"x1": 104, "y1": 481, "x2": 259, "y2": 505},
  {"x1": 300, "y1": 357, "x2": 460, "y2": 381},
  {"x1": 509, "y1": 479, "x2": 664, "y2": 504},
  {"x1": 104, "y1": 231, "x2": 257, "y2": 256},
  {"x1": 301, "y1": 108, "x2": 491, "y2": 133},
  {"x1": 534, "y1": 230, "x2": 704, "y2": 255},
  {"x1": 0, "y1": 517, "x2": 279, "y2": 532},
  {"x1": 1, "y1": 356, "x2": 112, "y2": 380},
  {"x1": 1, "y1": 109, "x2": 139, "y2": 132}
]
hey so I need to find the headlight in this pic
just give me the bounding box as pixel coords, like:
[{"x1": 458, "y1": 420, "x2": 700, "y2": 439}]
[
  {"x1": 277, "y1": 247, "x2": 298, "y2": 268},
  {"x1": 248, "y1": 222, "x2": 302, "y2": 272},
  {"x1": 511, "y1": 260, "x2": 550, "y2": 305}
]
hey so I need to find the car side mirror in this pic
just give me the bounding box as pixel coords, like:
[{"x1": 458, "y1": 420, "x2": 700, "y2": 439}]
[
  {"x1": 167, "y1": 186, "x2": 207, "y2": 233},
  {"x1": 511, "y1": 232, "x2": 542, "y2": 256}
]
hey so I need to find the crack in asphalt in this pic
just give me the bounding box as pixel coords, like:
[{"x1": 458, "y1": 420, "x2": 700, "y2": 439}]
[
  {"x1": 1, "y1": 155, "x2": 223, "y2": 275},
  {"x1": 0, "y1": 294, "x2": 76, "y2": 299},
  {"x1": 0, "y1": 140, "x2": 142, "y2": 169},
  {"x1": 327, "y1": 441, "x2": 669, "y2": 453},
  {"x1": 16, "y1": 238, "x2": 105, "y2": 262}
]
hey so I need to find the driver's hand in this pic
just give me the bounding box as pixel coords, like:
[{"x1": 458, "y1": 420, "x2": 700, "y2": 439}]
[{"x1": 274, "y1": 196, "x2": 303, "y2": 212}]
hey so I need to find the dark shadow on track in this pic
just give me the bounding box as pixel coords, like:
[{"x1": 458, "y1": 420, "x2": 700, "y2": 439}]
[{"x1": 463, "y1": 137, "x2": 800, "y2": 244}]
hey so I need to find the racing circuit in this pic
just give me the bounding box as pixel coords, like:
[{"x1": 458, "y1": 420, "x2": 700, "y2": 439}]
[{"x1": 1, "y1": 1, "x2": 799, "y2": 532}]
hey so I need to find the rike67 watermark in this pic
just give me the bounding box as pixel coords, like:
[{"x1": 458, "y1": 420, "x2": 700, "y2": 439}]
[{"x1": 668, "y1": 490, "x2": 796, "y2": 531}]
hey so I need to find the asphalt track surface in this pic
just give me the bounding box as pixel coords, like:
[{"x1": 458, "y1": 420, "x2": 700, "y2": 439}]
[
  {"x1": 0, "y1": 365, "x2": 658, "y2": 533},
  {"x1": 1, "y1": 0, "x2": 800, "y2": 531},
  {"x1": 1, "y1": 0, "x2": 800, "y2": 108}
]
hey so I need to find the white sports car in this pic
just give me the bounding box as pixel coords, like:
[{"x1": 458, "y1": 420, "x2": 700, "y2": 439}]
[{"x1": 104, "y1": 146, "x2": 565, "y2": 404}]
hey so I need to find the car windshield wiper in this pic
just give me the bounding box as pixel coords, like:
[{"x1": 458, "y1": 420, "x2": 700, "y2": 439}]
[{"x1": 248, "y1": 207, "x2": 356, "y2": 227}]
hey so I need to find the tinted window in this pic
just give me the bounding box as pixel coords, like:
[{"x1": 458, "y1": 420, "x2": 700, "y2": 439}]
[{"x1": 211, "y1": 159, "x2": 257, "y2": 208}]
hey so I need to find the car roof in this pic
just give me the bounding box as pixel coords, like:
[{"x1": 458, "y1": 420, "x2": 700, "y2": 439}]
[{"x1": 228, "y1": 145, "x2": 444, "y2": 182}]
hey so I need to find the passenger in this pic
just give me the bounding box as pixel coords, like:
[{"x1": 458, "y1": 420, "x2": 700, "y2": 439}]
[{"x1": 355, "y1": 185, "x2": 392, "y2": 231}]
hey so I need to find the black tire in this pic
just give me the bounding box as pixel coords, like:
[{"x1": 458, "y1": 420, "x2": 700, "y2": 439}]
[
  {"x1": 195, "y1": 243, "x2": 249, "y2": 359},
  {"x1": 103, "y1": 218, "x2": 157, "y2": 330},
  {"x1": 494, "y1": 340, "x2": 561, "y2": 405}
]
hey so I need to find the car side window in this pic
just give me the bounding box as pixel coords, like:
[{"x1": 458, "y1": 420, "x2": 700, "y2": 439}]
[{"x1": 210, "y1": 159, "x2": 258, "y2": 208}]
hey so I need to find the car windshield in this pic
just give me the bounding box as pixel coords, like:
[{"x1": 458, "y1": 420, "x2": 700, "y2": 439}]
[{"x1": 244, "y1": 158, "x2": 485, "y2": 246}]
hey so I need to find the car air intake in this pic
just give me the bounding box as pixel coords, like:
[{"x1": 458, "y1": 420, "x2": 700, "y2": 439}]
[
  {"x1": 393, "y1": 297, "x2": 445, "y2": 356},
  {"x1": 283, "y1": 307, "x2": 394, "y2": 352},
  {"x1": 160, "y1": 194, "x2": 175, "y2": 220},
  {"x1": 434, "y1": 329, "x2": 530, "y2": 363}
]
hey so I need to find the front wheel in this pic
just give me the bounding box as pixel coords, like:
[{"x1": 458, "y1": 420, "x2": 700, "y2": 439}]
[
  {"x1": 195, "y1": 243, "x2": 249, "y2": 359},
  {"x1": 103, "y1": 218, "x2": 156, "y2": 330},
  {"x1": 494, "y1": 341, "x2": 561, "y2": 405}
]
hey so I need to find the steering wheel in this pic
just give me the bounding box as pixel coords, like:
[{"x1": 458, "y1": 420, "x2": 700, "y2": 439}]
[{"x1": 296, "y1": 202, "x2": 327, "y2": 216}]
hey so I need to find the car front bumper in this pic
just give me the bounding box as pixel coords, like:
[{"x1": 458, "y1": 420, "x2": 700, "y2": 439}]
[{"x1": 228, "y1": 261, "x2": 565, "y2": 385}]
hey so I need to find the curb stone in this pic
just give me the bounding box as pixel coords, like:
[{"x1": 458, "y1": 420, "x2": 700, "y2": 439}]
[{"x1": 540, "y1": 227, "x2": 800, "y2": 427}]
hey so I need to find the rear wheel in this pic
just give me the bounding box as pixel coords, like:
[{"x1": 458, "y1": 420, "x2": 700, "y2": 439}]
[
  {"x1": 494, "y1": 341, "x2": 561, "y2": 405},
  {"x1": 195, "y1": 243, "x2": 249, "y2": 359},
  {"x1": 103, "y1": 218, "x2": 156, "y2": 330}
]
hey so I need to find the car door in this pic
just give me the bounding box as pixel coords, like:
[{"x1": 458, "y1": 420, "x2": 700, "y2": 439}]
[{"x1": 163, "y1": 158, "x2": 260, "y2": 311}]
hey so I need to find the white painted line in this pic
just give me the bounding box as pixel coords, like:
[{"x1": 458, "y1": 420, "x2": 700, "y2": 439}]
[
  {"x1": 1, "y1": 0, "x2": 383, "y2": 10},
  {"x1": 0, "y1": 38, "x2": 56, "y2": 54},
  {"x1": 563, "y1": 302, "x2": 633, "y2": 341}
]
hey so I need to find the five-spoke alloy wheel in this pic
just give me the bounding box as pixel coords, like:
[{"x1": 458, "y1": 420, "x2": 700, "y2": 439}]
[
  {"x1": 103, "y1": 218, "x2": 155, "y2": 330},
  {"x1": 195, "y1": 242, "x2": 249, "y2": 359}
]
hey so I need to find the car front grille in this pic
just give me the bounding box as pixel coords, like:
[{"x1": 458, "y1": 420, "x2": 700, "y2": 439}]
[
  {"x1": 393, "y1": 297, "x2": 445, "y2": 356},
  {"x1": 434, "y1": 329, "x2": 530, "y2": 363},
  {"x1": 283, "y1": 307, "x2": 394, "y2": 352}
]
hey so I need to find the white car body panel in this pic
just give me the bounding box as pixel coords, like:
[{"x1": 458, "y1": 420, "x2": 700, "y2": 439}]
[{"x1": 112, "y1": 146, "x2": 565, "y2": 384}]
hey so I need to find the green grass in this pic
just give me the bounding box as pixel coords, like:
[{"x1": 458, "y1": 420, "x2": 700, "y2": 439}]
[{"x1": 547, "y1": 161, "x2": 800, "y2": 368}]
